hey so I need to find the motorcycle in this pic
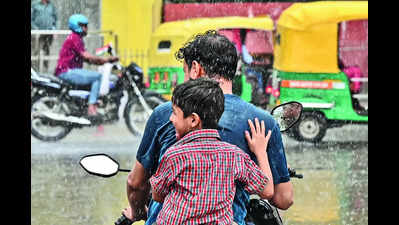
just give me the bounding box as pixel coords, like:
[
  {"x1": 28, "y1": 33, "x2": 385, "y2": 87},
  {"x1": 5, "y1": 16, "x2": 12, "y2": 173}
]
[
  {"x1": 31, "y1": 50, "x2": 166, "y2": 142},
  {"x1": 79, "y1": 101, "x2": 304, "y2": 225}
]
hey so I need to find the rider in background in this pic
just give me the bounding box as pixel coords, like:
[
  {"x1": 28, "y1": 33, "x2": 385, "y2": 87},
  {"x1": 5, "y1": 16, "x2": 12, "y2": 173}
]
[{"x1": 54, "y1": 14, "x2": 118, "y2": 116}]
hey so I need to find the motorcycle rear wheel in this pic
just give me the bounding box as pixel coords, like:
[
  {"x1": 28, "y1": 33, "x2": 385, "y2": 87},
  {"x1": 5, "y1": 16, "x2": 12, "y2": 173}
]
[
  {"x1": 124, "y1": 96, "x2": 165, "y2": 136},
  {"x1": 31, "y1": 94, "x2": 72, "y2": 142}
]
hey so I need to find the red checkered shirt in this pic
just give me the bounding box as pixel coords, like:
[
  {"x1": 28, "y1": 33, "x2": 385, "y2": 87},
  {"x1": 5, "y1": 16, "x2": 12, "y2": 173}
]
[{"x1": 150, "y1": 129, "x2": 269, "y2": 225}]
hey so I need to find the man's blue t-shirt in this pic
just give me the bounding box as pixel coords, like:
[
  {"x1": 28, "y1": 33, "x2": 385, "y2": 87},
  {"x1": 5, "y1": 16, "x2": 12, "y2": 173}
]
[{"x1": 136, "y1": 94, "x2": 290, "y2": 225}]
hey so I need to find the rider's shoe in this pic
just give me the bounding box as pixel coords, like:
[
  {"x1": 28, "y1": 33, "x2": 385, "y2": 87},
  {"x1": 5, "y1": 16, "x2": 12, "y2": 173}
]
[
  {"x1": 86, "y1": 104, "x2": 103, "y2": 124},
  {"x1": 88, "y1": 104, "x2": 97, "y2": 115}
]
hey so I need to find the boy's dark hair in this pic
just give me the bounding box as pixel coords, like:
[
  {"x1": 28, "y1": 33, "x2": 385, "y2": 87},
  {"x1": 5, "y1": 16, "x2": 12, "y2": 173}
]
[
  {"x1": 172, "y1": 78, "x2": 224, "y2": 129},
  {"x1": 175, "y1": 30, "x2": 238, "y2": 81}
]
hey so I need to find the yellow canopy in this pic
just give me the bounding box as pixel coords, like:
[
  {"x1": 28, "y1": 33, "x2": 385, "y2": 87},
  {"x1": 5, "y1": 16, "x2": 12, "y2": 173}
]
[
  {"x1": 274, "y1": 1, "x2": 368, "y2": 73},
  {"x1": 278, "y1": 1, "x2": 368, "y2": 31},
  {"x1": 153, "y1": 16, "x2": 274, "y2": 38},
  {"x1": 149, "y1": 16, "x2": 274, "y2": 68}
]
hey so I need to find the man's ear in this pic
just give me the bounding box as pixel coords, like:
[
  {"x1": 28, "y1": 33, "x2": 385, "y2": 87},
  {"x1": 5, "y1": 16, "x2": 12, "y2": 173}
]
[
  {"x1": 190, "y1": 61, "x2": 206, "y2": 79},
  {"x1": 190, "y1": 113, "x2": 202, "y2": 129}
]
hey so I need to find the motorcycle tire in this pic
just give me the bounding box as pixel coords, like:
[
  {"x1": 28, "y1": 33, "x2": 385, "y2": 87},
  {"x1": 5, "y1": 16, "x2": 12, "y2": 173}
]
[
  {"x1": 31, "y1": 94, "x2": 72, "y2": 142},
  {"x1": 124, "y1": 96, "x2": 165, "y2": 136}
]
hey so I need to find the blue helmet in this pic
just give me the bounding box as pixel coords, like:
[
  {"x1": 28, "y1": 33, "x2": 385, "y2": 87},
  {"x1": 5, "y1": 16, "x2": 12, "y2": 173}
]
[{"x1": 68, "y1": 14, "x2": 89, "y2": 33}]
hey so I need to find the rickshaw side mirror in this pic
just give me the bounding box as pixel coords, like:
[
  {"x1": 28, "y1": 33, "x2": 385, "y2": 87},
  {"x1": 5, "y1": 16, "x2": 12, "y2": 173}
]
[{"x1": 271, "y1": 101, "x2": 303, "y2": 132}]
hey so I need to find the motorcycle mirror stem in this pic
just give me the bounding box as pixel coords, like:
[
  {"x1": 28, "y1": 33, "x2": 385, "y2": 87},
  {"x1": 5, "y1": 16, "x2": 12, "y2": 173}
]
[
  {"x1": 79, "y1": 102, "x2": 304, "y2": 178},
  {"x1": 80, "y1": 153, "x2": 303, "y2": 179},
  {"x1": 79, "y1": 153, "x2": 130, "y2": 178}
]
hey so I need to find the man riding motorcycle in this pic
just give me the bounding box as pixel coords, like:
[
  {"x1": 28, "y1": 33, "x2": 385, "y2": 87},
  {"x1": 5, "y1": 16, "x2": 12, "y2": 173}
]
[
  {"x1": 54, "y1": 14, "x2": 118, "y2": 117},
  {"x1": 123, "y1": 30, "x2": 293, "y2": 225}
]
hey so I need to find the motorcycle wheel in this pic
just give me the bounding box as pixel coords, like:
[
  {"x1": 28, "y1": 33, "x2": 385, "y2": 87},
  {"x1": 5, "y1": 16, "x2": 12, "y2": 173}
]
[
  {"x1": 31, "y1": 94, "x2": 72, "y2": 142},
  {"x1": 124, "y1": 96, "x2": 165, "y2": 136}
]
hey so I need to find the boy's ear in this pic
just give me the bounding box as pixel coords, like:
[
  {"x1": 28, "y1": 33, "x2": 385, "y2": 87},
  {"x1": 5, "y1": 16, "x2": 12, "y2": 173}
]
[{"x1": 190, "y1": 113, "x2": 202, "y2": 129}]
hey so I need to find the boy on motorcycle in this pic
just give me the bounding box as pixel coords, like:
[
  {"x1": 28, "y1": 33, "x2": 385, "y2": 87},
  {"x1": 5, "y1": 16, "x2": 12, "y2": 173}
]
[
  {"x1": 123, "y1": 30, "x2": 293, "y2": 225},
  {"x1": 149, "y1": 78, "x2": 274, "y2": 224},
  {"x1": 54, "y1": 14, "x2": 118, "y2": 116}
]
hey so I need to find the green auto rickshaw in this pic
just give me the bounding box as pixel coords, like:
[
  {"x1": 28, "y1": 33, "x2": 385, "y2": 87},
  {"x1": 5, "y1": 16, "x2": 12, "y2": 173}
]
[
  {"x1": 268, "y1": 1, "x2": 368, "y2": 142},
  {"x1": 147, "y1": 16, "x2": 275, "y2": 108}
]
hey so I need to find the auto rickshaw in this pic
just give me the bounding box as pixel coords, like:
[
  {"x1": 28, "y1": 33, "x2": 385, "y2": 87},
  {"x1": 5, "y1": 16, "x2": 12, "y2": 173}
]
[
  {"x1": 268, "y1": 1, "x2": 368, "y2": 143},
  {"x1": 147, "y1": 16, "x2": 275, "y2": 107}
]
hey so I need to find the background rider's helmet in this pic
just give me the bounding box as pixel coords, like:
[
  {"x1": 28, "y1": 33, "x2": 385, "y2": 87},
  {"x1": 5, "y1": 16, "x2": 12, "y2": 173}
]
[{"x1": 68, "y1": 14, "x2": 89, "y2": 34}]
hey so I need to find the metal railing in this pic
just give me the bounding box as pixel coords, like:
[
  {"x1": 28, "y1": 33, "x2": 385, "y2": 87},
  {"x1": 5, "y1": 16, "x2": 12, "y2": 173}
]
[{"x1": 31, "y1": 30, "x2": 148, "y2": 75}]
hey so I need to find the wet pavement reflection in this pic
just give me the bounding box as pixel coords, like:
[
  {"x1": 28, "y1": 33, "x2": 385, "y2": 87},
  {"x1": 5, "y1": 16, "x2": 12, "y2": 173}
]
[{"x1": 31, "y1": 122, "x2": 367, "y2": 225}]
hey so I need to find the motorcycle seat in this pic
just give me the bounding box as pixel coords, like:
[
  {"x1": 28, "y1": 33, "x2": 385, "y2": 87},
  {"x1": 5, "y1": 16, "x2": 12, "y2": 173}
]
[
  {"x1": 32, "y1": 73, "x2": 69, "y2": 86},
  {"x1": 46, "y1": 74, "x2": 92, "y2": 91},
  {"x1": 64, "y1": 82, "x2": 92, "y2": 91}
]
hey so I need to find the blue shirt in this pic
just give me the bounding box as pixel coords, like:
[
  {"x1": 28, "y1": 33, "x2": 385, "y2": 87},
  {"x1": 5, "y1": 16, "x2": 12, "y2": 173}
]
[{"x1": 136, "y1": 94, "x2": 290, "y2": 225}]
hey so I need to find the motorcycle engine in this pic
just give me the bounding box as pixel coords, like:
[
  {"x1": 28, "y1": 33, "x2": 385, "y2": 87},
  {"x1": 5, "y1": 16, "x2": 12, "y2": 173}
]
[{"x1": 125, "y1": 62, "x2": 144, "y2": 89}]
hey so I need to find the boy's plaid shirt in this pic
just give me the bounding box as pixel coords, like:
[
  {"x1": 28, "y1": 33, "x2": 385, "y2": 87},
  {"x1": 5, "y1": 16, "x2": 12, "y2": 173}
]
[{"x1": 150, "y1": 129, "x2": 269, "y2": 225}]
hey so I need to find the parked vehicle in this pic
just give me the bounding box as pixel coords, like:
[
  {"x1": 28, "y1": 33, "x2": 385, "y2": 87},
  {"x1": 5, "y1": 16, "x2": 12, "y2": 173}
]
[
  {"x1": 147, "y1": 16, "x2": 275, "y2": 108},
  {"x1": 268, "y1": 1, "x2": 368, "y2": 143},
  {"x1": 79, "y1": 101, "x2": 304, "y2": 225},
  {"x1": 31, "y1": 57, "x2": 166, "y2": 142}
]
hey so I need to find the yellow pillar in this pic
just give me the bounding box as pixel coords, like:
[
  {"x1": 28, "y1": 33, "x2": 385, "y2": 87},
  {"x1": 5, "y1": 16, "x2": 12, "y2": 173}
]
[{"x1": 101, "y1": 0, "x2": 163, "y2": 77}]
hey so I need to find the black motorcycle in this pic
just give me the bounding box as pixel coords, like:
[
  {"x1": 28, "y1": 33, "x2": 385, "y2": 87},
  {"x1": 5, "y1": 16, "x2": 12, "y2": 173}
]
[
  {"x1": 31, "y1": 61, "x2": 166, "y2": 142},
  {"x1": 79, "y1": 101, "x2": 304, "y2": 225}
]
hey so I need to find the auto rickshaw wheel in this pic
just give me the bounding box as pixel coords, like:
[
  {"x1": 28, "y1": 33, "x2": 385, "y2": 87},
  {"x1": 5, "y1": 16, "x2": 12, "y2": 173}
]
[{"x1": 292, "y1": 111, "x2": 327, "y2": 143}]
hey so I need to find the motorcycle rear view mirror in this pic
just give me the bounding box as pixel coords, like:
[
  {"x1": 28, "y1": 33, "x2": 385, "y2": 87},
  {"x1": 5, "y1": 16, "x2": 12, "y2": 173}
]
[
  {"x1": 79, "y1": 153, "x2": 130, "y2": 178},
  {"x1": 271, "y1": 101, "x2": 303, "y2": 132}
]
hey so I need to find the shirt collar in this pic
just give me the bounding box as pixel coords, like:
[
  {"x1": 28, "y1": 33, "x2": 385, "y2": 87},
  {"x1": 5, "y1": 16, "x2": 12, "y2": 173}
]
[{"x1": 174, "y1": 129, "x2": 220, "y2": 146}]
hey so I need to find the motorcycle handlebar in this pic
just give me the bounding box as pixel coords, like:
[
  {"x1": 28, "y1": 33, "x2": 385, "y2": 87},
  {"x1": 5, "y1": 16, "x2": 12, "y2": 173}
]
[
  {"x1": 114, "y1": 214, "x2": 134, "y2": 225},
  {"x1": 288, "y1": 168, "x2": 303, "y2": 179}
]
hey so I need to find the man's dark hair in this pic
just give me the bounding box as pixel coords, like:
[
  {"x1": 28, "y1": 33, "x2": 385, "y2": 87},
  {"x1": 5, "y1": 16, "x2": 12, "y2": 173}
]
[
  {"x1": 172, "y1": 77, "x2": 224, "y2": 129},
  {"x1": 175, "y1": 30, "x2": 238, "y2": 81}
]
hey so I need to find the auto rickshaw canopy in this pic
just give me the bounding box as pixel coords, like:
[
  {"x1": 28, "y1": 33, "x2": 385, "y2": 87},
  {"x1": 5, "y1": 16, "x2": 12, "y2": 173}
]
[
  {"x1": 274, "y1": 1, "x2": 368, "y2": 73},
  {"x1": 149, "y1": 16, "x2": 275, "y2": 68}
]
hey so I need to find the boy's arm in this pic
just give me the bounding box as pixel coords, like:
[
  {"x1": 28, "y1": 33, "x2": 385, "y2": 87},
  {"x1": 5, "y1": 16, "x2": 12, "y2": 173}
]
[
  {"x1": 252, "y1": 147, "x2": 274, "y2": 199},
  {"x1": 244, "y1": 118, "x2": 274, "y2": 199},
  {"x1": 149, "y1": 154, "x2": 175, "y2": 203}
]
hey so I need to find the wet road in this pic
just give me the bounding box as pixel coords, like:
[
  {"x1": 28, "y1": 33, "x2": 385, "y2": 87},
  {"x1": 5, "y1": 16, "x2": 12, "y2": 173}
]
[{"x1": 31, "y1": 122, "x2": 368, "y2": 225}]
